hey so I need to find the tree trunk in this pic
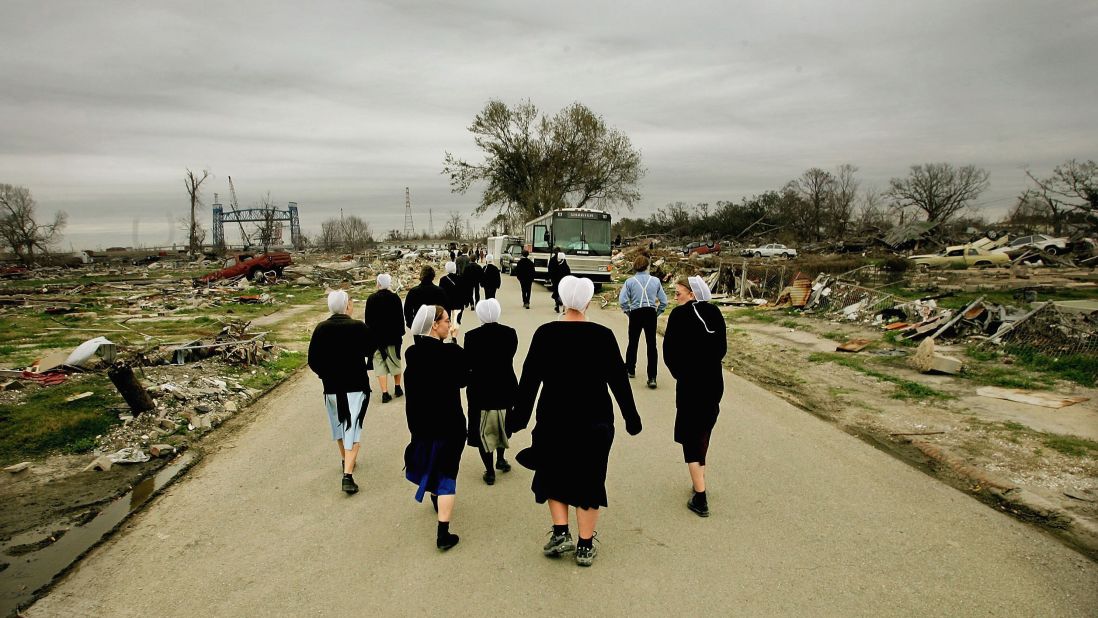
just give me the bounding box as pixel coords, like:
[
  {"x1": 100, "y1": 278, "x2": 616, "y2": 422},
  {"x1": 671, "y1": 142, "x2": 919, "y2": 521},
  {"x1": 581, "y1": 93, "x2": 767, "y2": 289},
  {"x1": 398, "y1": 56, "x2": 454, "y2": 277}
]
[{"x1": 108, "y1": 364, "x2": 155, "y2": 415}]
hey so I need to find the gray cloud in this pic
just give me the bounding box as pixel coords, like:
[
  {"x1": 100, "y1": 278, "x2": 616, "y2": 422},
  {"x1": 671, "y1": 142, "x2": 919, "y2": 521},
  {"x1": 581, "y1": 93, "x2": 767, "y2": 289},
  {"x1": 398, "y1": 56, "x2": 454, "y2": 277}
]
[{"x1": 1, "y1": 0, "x2": 1095, "y2": 249}]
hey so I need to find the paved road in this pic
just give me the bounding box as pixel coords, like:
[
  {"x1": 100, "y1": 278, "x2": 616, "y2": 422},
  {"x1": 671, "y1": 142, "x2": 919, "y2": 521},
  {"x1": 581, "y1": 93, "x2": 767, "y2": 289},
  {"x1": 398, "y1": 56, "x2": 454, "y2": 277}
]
[{"x1": 29, "y1": 275, "x2": 1098, "y2": 616}]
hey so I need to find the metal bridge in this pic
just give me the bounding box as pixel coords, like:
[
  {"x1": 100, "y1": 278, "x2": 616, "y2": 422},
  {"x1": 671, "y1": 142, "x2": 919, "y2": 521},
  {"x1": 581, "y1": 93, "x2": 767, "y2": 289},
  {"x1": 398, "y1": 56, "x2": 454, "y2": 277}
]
[{"x1": 211, "y1": 201, "x2": 303, "y2": 250}]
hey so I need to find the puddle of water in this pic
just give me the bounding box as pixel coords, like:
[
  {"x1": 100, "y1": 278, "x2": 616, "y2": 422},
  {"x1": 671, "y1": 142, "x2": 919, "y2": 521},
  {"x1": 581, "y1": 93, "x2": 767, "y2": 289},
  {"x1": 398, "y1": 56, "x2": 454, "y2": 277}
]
[{"x1": 0, "y1": 451, "x2": 196, "y2": 617}]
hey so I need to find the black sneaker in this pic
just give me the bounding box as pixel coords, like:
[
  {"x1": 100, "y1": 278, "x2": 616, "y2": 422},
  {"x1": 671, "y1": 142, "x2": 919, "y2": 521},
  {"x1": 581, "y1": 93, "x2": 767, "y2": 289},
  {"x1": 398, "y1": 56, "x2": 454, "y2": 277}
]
[
  {"x1": 627, "y1": 371, "x2": 636, "y2": 379},
  {"x1": 647, "y1": 379, "x2": 657, "y2": 389},
  {"x1": 495, "y1": 458, "x2": 511, "y2": 473},
  {"x1": 394, "y1": 385, "x2": 403, "y2": 398},
  {"x1": 341, "y1": 474, "x2": 358, "y2": 495},
  {"x1": 524, "y1": 304, "x2": 530, "y2": 309},
  {"x1": 483, "y1": 471, "x2": 496, "y2": 486},
  {"x1": 382, "y1": 392, "x2": 392, "y2": 403},
  {"x1": 437, "y1": 532, "x2": 460, "y2": 551},
  {"x1": 574, "y1": 543, "x2": 598, "y2": 566},
  {"x1": 688, "y1": 497, "x2": 710, "y2": 518},
  {"x1": 543, "y1": 530, "x2": 575, "y2": 556}
]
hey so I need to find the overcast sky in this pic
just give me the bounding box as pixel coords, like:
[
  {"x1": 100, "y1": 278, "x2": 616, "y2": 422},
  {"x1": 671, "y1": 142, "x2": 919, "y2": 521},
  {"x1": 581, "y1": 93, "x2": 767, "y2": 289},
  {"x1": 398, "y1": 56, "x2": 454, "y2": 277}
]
[{"x1": 2, "y1": 0, "x2": 1095, "y2": 249}]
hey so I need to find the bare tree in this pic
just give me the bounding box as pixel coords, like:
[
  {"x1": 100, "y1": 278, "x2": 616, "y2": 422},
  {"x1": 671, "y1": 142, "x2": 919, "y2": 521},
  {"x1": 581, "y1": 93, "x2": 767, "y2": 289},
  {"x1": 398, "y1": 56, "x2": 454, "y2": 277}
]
[
  {"x1": 887, "y1": 163, "x2": 990, "y2": 226},
  {"x1": 184, "y1": 168, "x2": 210, "y2": 254},
  {"x1": 0, "y1": 184, "x2": 67, "y2": 265},
  {"x1": 318, "y1": 218, "x2": 343, "y2": 251},
  {"x1": 827, "y1": 164, "x2": 859, "y2": 237},
  {"x1": 442, "y1": 211, "x2": 465, "y2": 239},
  {"x1": 793, "y1": 168, "x2": 835, "y2": 242},
  {"x1": 341, "y1": 215, "x2": 372, "y2": 252},
  {"x1": 253, "y1": 192, "x2": 280, "y2": 252},
  {"x1": 854, "y1": 186, "x2": 893, "y2": 231},
  {"x1": 1025, "y1": 159, "x2": 1098, "y2": 232}
]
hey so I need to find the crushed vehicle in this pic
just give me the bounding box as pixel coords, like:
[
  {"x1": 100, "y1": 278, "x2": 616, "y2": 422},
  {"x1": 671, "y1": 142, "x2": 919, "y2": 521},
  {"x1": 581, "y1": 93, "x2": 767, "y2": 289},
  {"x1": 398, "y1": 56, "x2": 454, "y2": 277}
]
[
  {"x1": 742, "y1": 243, "x2": 797, "y2": 258},
  {"x1": 683, "y1": 241, "x2": 721, "y2": 256},
  {"x1": 194, "y1": 251, "x2": 293, "y2": 285},
  {"x1": 908, "y1": 244, "x2": 1009, "y2": 269},
  {"x1": 994, "y1": 234, "x2": 1070, "y2": 257}
]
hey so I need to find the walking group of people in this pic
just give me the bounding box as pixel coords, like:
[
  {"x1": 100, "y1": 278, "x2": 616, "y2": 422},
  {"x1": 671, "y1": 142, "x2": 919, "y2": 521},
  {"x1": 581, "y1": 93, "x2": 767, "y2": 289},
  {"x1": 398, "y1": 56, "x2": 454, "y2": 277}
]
[{"x1": 307, "y1": 254, "x2": 727, "y2": 566}]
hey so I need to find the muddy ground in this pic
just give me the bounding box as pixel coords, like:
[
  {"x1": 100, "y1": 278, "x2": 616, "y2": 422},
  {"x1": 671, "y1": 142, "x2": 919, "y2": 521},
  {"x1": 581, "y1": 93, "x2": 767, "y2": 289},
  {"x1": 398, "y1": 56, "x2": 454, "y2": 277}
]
[{"x1": 722, "y1": 312, "x2": 1098, "y2": 559}]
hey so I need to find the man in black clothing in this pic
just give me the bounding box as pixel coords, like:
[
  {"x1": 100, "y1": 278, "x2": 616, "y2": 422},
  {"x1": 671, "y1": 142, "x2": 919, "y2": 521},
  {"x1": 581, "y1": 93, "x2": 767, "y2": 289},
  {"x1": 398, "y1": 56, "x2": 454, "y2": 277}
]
[
  {"x1": 481, "y1": 255, "x2": 501, "y2": 299},
  {"x1": 546, "y1": 248, "x2": 570, "y2": 313},
  {"x1": 308, "y1": 290, "x2": 377, "y2": 495},
  {"x1": 364, "y1": 273, "x2": 405, "y2": 403},
  {"x1": 513, "y1": 249, "x2": 535, "y2": 309},
  {"x1": 404, "y1": 265, "x2": 448, "y2": 328},
  {"x1": 463, "y1": 258, "x2": 483, "y2": 306}
]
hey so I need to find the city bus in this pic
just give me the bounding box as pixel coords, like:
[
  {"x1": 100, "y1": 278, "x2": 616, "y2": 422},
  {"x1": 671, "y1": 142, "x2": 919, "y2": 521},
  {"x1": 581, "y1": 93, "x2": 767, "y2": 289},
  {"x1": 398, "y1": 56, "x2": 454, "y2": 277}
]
[{"x1": 522, "y1": 208, "x2": 613, "y2": 285}]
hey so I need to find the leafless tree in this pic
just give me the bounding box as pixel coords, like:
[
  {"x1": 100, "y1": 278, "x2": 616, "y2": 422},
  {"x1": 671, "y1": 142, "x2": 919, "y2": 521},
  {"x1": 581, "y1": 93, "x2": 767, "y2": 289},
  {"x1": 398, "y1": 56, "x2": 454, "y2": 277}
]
[
  {"x1": 253, "y1": 192, "x2": 280, "y2": 252},
  {"x1": 0, "y1": 184, "x2": 67, "y2": 265},
  {"x1": 341, "y1": 215, "x2": 372, "y2": 252},
  {"x1": 793, "y1": 168, "x2": 835, "y2": 242},
  {"x1": 854, "y1": 186, "x2": 893, "y2": 231},
  {"x1": 1025, "y1": 159, "x2": 1098, "y2": 232},
  {"x1": 827, "y1": 164, "x2": 859, "y2": 237},
  {"x1": 442, "y1": 211, "x2": 465, "y2": 239},
  {"x1": 887, "y1": 163, "x2": 989, "y2": 226},
  {"x1": 318, "y1": 218, "x2": 343, "y2": 251},
  {"x1": 184, "y1": 168, "x2": 210, "y2": 254}
]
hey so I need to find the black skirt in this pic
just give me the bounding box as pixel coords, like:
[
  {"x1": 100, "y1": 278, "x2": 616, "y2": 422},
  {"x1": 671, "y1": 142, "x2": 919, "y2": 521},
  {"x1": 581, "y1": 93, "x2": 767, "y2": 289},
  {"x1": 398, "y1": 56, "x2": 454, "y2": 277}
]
[{"x1": 525, "y1": 423, "x2": 615, "y2": 509}]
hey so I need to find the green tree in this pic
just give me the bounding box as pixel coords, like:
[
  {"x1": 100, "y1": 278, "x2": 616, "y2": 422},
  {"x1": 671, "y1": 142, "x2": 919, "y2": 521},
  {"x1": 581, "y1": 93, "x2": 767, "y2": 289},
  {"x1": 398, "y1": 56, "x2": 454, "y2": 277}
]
[{"x1": 443, "y1": 99, "x2": 644, "y2": 222}]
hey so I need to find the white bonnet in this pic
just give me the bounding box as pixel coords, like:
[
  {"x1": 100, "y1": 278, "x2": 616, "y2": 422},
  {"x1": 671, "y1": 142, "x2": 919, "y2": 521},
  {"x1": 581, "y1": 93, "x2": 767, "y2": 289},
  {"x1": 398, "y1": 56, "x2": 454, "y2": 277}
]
[
  {"x1": 486, "y1": 254, "x2": 495, "y2": 263},
  {"x1": 327, "y1": 290, "x2": 350, "y2": 314},
  {"x1": 688, "y1": 276, "x2": 712, "y2": 302},
  {"x1": 475, "y1": 298, "x2": 501, "y2": 323},
  {"x1": 558, "y1": 275, "x2": 594, "y2": 312},
  {"x1": 376, "y1": 273, "x2": 392, "y2": 289},
  {"x1": 444, "y1": 261, "x2": 457, "y2": 274},
  {"x1": 411, "y1": 304, "x2": 437, "y2": 337}
]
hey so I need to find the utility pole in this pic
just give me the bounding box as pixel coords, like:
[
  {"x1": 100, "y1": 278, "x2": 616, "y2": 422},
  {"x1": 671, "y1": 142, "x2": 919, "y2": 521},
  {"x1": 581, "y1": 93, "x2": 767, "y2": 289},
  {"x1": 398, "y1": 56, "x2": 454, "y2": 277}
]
[
  {"x1": 403, "y1": 187, "x2": 415, "y2": 238},
  {"x1": 428, "y1": 209, "x2": 433, "y2": 236}
]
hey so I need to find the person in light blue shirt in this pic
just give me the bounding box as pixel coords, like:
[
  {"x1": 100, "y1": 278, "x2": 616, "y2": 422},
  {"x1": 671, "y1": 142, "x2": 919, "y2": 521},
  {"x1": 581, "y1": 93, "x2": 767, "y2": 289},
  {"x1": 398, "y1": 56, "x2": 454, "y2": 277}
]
[{"x1": 618, "y1": 255, "x2": 668, "y2": 388}]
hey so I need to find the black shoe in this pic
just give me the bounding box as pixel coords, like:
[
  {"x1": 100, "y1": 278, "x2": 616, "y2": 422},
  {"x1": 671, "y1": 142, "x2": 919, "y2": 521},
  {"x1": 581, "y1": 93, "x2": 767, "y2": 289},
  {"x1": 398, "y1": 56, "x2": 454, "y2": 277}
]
[
  {"x1": 627, "y1": 371, "x2": 636, "y2": 379},
  {"x1": 382, "y1": 392, "x2": 392, "y2": 403},
  {"x1": 437, "y1": 532, "x2": 460, "y2": 551},
  {"x1": 394, "y1": 385, "x2": 403, "y2": 398},
  {"x1": 543, "y1": 530, "x2": 575, "y2": 556},
  {"x1": 495, "y1": 458, "x2": 511, "y2": 473},
  {"x1": 341, "y1": 474, "x2": 358, "y2": 495},
  {"x1": 524, "y1": 304, "x2": 530, "y2": 309},
  {"x1": 483, "y1": 471, "x2": 496, "y2": 486},
  {"x1": 688, "y1": 497, "x2": 710, "y2": 518},
  {"x1": 647, "y1": 379, "x2": 657, "y2": 389},
  {"x1": 574, "y1": 542, "x2": 598, "y2": 566}
]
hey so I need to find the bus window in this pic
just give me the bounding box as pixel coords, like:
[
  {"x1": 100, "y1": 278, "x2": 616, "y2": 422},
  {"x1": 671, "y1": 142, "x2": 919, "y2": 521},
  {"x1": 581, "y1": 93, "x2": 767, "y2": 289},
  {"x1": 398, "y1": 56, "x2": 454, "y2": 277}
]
[{"x1": 533, "y1": 225, "x2": 550, "y2": 250}]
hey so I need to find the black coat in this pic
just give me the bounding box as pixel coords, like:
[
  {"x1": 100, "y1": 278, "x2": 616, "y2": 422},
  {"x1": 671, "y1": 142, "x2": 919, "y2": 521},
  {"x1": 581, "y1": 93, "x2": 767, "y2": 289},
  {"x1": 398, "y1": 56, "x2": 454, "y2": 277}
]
[
  {"x1": 547, "y1": 256, "x2": 570, "y2": 286},
  {"x1": 404, "y1": 281, "x2": 447, "y2": 328},
  {"x1": 464, "y1": 322, "x2": 518, "y2": 448},
  {"x1": 307, "y1": 314, "x2": 376, "y2": 394},
  {"x1": 364, "y1": 289, "x2": 405, "y2": 350},
  {"x1": 663, "y1": 300, "x2": 728, "y2": 444},
  {"x1": 481, "y1": 264, "x2": 501, "y2": 293},
  {"x1": 439, "y1": 274, "x2": 465, "y2": 312},
  {"x1": 463, "y1": 262, "x2": 484, "y2": 302},
  {"x1": 513, "y1": 257, "x2": 535, "y2": 283},
  {"x1": 404, "y1": 336, "x2": 469, "y2": 442},
  {"x1": 510, "y1": 321, "x2": 640, "y2": 508}
]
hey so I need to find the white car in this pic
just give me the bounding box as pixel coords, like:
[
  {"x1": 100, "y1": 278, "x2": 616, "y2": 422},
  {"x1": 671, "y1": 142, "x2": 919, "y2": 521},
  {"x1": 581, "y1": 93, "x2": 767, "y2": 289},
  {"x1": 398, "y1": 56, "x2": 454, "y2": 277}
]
[
  {"x1": 995, "y1": 234, "x2": 1069, "y2": 257},
  {"x1": 742, "y1": 243, "x2": 797, "y2": 258}
]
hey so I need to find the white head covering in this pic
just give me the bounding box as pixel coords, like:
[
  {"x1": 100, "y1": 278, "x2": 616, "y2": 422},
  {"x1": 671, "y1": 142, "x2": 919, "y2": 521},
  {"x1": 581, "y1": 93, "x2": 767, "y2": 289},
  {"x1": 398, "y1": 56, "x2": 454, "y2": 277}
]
[
  {"x1": 411, "y1": 304, "x2": 437, "y2": 337},
  {"x1": 327, "y1": 290, "x2": 350, "y2": 314},
  {"x1": 558, "y1": 275, "x2": 594, "y2": 312},
  {"x1": 475, "y1": 298, "x2": 501, "y2": 323},
  {"x1": 486, "y1": 254, "x2": 495, "y2": 263},
  {"x1": 444, "y1": 261, "x2": 457, "y2": 274},
  {"x1": 376, "y1": 273, "x2": 392, "y2": 290},
  {"x1": 557, "y1": 252, "x2": 567, "y2": 263},
  {"x1": 688, "y1": 276, "x2": 712, "y2": 302}
]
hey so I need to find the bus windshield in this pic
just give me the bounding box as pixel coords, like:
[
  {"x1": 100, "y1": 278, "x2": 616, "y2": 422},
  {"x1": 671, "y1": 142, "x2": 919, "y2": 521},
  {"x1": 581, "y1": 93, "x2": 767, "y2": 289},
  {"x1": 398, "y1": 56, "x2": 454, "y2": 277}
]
[{"x1": 553, "y1": 216, "x2": 611, "y2": 256}]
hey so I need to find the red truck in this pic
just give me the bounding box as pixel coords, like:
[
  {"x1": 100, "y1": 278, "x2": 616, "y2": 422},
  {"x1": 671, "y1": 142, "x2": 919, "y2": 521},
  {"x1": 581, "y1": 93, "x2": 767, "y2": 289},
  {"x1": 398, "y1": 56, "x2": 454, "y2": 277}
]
[{"x1": 194, "y1": 252, "x2": 293, "y2": 285}]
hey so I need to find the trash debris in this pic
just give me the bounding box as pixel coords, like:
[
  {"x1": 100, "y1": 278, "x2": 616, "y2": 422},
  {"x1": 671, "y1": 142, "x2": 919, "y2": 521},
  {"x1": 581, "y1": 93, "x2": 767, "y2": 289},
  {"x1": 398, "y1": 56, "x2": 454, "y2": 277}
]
[
  {"x1": 107, "y1": 364, "x2": 156, "y2": 414},
  {"x1": 64, "y1": 336, "x2": 117, "y2": 367},
  {"x1": 106, "y1": 447, "x2": 150, "y2": 464},
  {"x1": 64, "y1": 391, "x2": 94, "y2": 403},
  {"x1": 910, "y1": 337, "x2": 963, "y2": 375},
  {"x1": 4, "y1": 462, "x2": 32, "y2": 473},
  {"x1": 835, "y1": 338, "x2": 871, "y2": 353}
]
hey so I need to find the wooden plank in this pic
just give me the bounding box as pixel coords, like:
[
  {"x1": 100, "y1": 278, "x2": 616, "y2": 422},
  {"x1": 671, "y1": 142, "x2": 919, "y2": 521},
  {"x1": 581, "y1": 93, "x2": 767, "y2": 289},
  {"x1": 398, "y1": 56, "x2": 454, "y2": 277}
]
[
  {"x1": 836, "y1": 338, "x2": 872, "y2": 353},
  {"x1": 976, "y1": 386, "x2": 1089, "y2": 408}
]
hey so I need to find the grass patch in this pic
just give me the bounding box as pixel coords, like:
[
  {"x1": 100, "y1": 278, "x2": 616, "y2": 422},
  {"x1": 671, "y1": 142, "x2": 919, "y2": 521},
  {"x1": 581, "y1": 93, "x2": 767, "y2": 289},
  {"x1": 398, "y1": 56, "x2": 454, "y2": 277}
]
[
  {"x1": 235, "y1": 351, "x2": 308, "y2": 392},
  {"x1": 1005, "y1": 346, "x2": 1098, "y2": 388},
  {"x1": 1043, "y1": 434, "x2": 1098, "y2": 458},
  {"x1": 0, "y1": 376, "x2": 123, "y2": 465},
  {"x1": 882, "y1": 331, "x2": 918, "y2": 348},
  {"x1": 821, "y1": 331, "x2": 847, "y2": 341},
  {"x1": 780, "y1": 319, "x2": 800, "y2": 329},
  {"x1": 808, "y1": 352, "x2": 951, "y2": 400},
  {"x1": 965, "y1": 365, "x2": 1053, "y2": 389}
]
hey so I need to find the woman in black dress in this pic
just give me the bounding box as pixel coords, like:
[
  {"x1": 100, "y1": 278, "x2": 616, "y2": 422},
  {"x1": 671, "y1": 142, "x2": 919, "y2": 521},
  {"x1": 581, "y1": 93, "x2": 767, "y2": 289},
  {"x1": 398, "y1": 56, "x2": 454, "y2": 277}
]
[
  {"x1": 509, "y1": 276, "x2": 642, "y2": 567},
  {"x1": 439, "y1": 261, "x2": 466, "y2": 325},
  {"x1": 481, "y1": 255, "x2": 502, "y2": 300},
  {"x1": 464, "y1": 298, "x2": 518, "y2": 485},
  {"x1": 546, "y1": 248, "x2": 570, "y2": 313},
  {"x1": 663, "y1": 276, "x2": 727, "y2": 517},
  {"x1": 403, "y1": 304, "x2": 468, "y2": 550}
]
